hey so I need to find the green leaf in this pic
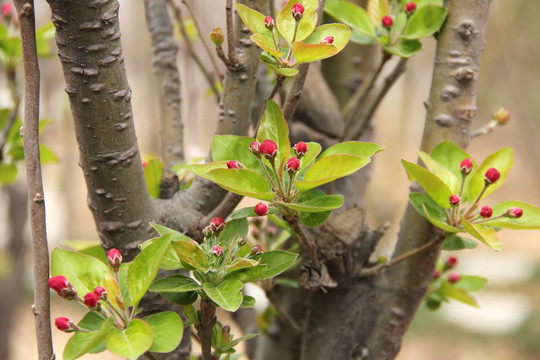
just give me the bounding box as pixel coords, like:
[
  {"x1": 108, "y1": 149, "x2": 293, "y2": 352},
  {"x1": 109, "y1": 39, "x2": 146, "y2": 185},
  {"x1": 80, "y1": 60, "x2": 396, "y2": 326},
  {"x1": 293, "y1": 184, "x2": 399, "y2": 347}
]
[
  {"x1": 319, "y1": 141, "x2": 384, "y2": 158},
  {"x1": 220, "y1": 218, "x2": 249, "y2": 242},
  {"x1": 402, "y1": 4, "x2": 448, "y2": 39},
  {"x1": 484, "y1": 201, "x2": 540, "y2": 229},
  {"x1": 51, "y1": 248, "x2": 112, "y2": 295},
  {"x1": 227, "y1": 258, "x2": 259, "y2": 272},
  {"x1": 251, "y1": 33, "x2": 282, "y2": 58},
  {"x1": 441, "y1": 235, "x2": 478, "y2": 250},
  {"x1": 257, "y1": 250, "x2": 298, "y2": 279},
  {"x1": 439, "y1": 282, "x2": 479, "y2": 307},
  {"x1": 257, "y1": 99, "x2": 291, "y2": 174},
  {"x1": 240, "y1": 295, "x2": 256, "y2": 308},
  {"x1": 151, "y1": 223, "x2": 192, "y2": 242},
  {"x1": 235, "y1": 3, "x2": 281, "y2": 57},
  {"x1": 296, "y1": 154, "x2": 371, "y2": 192},
  {"x1": 277, "y1": 0, "x2": 318, "y2": 44},
  {"x1": 409, "y1": 193, "x2": 446, "y2": 223},
  {"x1": 183, "y1": 304, "x2": 198, "y2": 324},
  {"x1": 102, "y1": 271, "x2": 125, "y2": 315},
  {"x1": 181, "y1": 161, "x2": 229, "y2": 181},
  {"x1": 144, "y1": 159, "x2": 163, "y2": 198},
  {"x1": 128, "y1": 234, "x2": 173, "y2": 307},
  {"x1": 203, "y1": 280, "x2": 244, "y2": 312},
  {"x1": 212, "y1": 135, "x2": 261, "y2": 175},
  {"x1": 297, "y1": 189, "x2": 332, "y2": 227},
  {"x1": 402, "y1": 159, "x2": 453, "y2": 209},
  {"x1": 106, "y1": 319, "x2": 154, "y2": 360},
  {"x1": 39, "y1": 144, "x2": 58, "y2": 164},
  {"x1": 461, "y1": 216, "x2": 501, "y2": 251},
  {"x1": 63, "y1": 317, "x2": 114, "y2": 360},
  {"x1": 161, "y1": 291, "x2": 199, "y2": 306},
  {"x1": 422, "y1": 203, "x2": 459, "y2": 233},
  {"x1": 296, "y1": 142, "x2": 322, "y2": 178},
  {"x1": 230, "y1": 206, "x2": 278, "y2": 219},
  {"x1": 140, "y1": 237, "x2": 182, "y2": 271},
  {"x1": 292, "y1": 42, "x2": 337, "y2": 64},
  {"x1": 144, "y1": 311, "x2": 183, "y2": 353},
  {"x1": 278, "y1": 194, "x2": 343, "y2": 212},
  {"x1": 350, "y1": 29, "x2": 376, "y2": 44},
  {"x1": 224, "y1": 264, "x2": 268, "y2": 283},
  {"x1": 171, "y1": 240, "x2": 209, "y2": 271},
  {"x1": 467, "y1": 147, "x2": 513, "y2": 203},
  {"x1": 325, "y1": 0, "x2": 376, "y2": 39},
  {"x1": 292, "y1": 23, "x2": 351, "y2": 63},
  {"x1": 150, "y1": 274, "x2": 202, "y2": 293},
  {"x1": 117, "y1": 263, "x2": 132, "y2": 306},
  {"x1": 0, "y1": 163, "x2": 17, "y2": 185},
  {"x1": 418, "y1": 151, "x2": 459, "y2": 194},
  {"x1": 455, "y1": 275, "x2": 487, "y2": 293},
  {"x1": 260, "y1": 57, "x2": 300, "y2": 77},
  {"x1": 382, "y1": 39, "x2": 422, "y2": 57},
  {"x1": 36, "y1": 22, "x2": 55, "y2": 57},
  {"x1": 207, "y1": 168, "x2": 275, "y2": 201},
  {"x1": 367, "y1": 0, "x2": 389, "y2": 24}
]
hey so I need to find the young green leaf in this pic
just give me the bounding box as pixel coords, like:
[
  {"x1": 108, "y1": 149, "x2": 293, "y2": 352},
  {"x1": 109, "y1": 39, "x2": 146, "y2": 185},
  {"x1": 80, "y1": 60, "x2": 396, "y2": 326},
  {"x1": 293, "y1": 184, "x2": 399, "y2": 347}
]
[
  {"x1": 260, "y1": 56, "x2": 300, "y2": 76},
  {"x1": 212, "y1": 135, "x2": 264, "y2": 177},
  {"x1": 224, "y1": 264, "x2": 268, "y2": 283},
  {"x1": 277, "y1": 0, "x2": 318, "y2": 44},
  {"x1": 203, "y1": 280, "x2": 244, "y2": 312},
  {"x1": 128, "y1": 234, "x2": 173, "y2": 307},
  {"x1": 257, "y1": 250, "x2": 298, "y2": 279},
  {"x1": 439, "y1": 282, "x2": 479, "y2": 307},
  {"x1": 151, "y1": 223, "x2": 192, "y2": 242},
  {"x1": 296, "y1": 189, "x2": 332, "y2": 227},
  {"x1": 430, "y1": 141, "x2": 476, "y2": 178},
  {"x1": 382, "y1": 39, "x2": 422, "y2": 57},
  {"x1": 106, "y1": 319, "x2": 154, "y2": 360},
  {"x1": 402, "y1": 4, "x2": 448, "y2": 40},
  {"x1": 0, "y1": 163, "x2": 17, "y2": 185},
  {"x1": 220, "y1": 218, "x2": 249, "y2": 242},
  {"x1": 402, "y1": 159, "x2": 453, "y2": 209},
  {"x1": 171, "y1": 241, "x2": 209, "y2": 271},
  {"x1": 467, "y1": 148, "x2": 513, "y2": 202},
  {"x1": 367, "y1": 0, "x2": 389, "y2": 24},
  {"x1": 409, "y1": 193, "x2": 446, "y2": 223},
  {"x1": 161, "y1": 291, "x2": 199, "y2": 306},
  {"x1": 454, "y1": 275, "x2": 487, "y2": 293},
  {"x1": 181, "y1": 161, "x2": 229, "y2": 181},
  {"x1": 484, "y1": 201, "x2": 540, "y2": 229},
  {"x1": 418, "y1": 151, "x2": 459, "y2": 194},
  {"x1": 207, "y1": 168, "x2": 275, "y2": 201},
  {"x1": 102, "y1": 271, "x2": 124, "y2": 313},
  {"x1": 319, "y1": 141, "x2": 384, "y2": 158},
  {"x1": 63, "y1": 317, "x2": 114, "y2": 360},
  {"x1": 440, "y1": 235, "x2": 478, "y2": 250},
  {"x1": 292, "y1": 23, "x2": 351, "y2": 63},
  {"x1": 144, "y1": 311, "x2": 183, "y2": 353},
  {"x1": 296, "y1": 142, "x2": 322, "y2": 178},
  {"x1": 144, "y1": 159, "x2": 163, "y2": 198},
  {"x1": 422, "y1": 203, "x2": 459, "y2": 233},
  {"x1": 150, "y1": 274, "x2": 202, "y2": 293},
  {"x1": 257, "y1": 99, "x2": 291, "y2": 172},
  {"x1": 240, "y1": 295, "x2": 256, "y2": 308},
  {"x1": 292, "y1": 42, "x2": 338, "y2": 64},
  {"x1": 461, "y1": 216, "x2": 501, "y2": 251},
  {"x1": 277, "y1": 194, "x2": 343, "y2": 212},
  {"x1": 324, "y1": 0, "x2": 376, "y2": 39},
  {"x1": 235, "y1": 3, "x2": 281, "y2": 57}
]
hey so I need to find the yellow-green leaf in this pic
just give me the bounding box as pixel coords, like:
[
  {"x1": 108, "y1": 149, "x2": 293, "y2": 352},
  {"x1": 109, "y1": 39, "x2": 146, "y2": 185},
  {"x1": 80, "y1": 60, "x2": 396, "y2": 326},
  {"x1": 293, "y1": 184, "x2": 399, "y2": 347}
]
[
  {"x1": 461, "y1": 216, "x2": 501, "y2": 251},
  {"x1": 277, "y1": 0, "x2": 318, "y2": 44}
]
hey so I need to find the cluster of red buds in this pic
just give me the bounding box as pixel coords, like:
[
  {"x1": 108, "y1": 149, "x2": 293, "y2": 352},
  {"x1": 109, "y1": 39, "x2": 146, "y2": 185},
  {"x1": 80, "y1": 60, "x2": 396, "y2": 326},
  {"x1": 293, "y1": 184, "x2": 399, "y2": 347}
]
[
  {"x1": 203, "y1": 217, "x2": 226, "y2": 237},
  {"x1": 433, "y1": 256, "x2": 461, "y2": 284}
]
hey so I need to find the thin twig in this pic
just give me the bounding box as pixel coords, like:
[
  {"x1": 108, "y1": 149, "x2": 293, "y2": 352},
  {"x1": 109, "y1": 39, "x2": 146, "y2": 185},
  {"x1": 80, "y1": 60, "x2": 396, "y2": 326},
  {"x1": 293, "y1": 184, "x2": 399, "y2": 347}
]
[
  {"x1": 470, "y1": 122, "x2": 496, "y2": 138},
  {"x1": 225, "y1": 0, "x2": 238, "y2": 65},
  {"x1": 253, "y1": 75, "x2": 285, "y2": 136},
  {"x1": 169, "y1": 0, "x2": 221, "y2": 102},
  {"x1": 180, "y1": 0, "x2": 223, "y2": 80},
  {"x1": 14, "y1": 1, "x2": 53, "y2": 359},
  {"x1": 286, "y1": 216, "x2": 320, "y2": 269},
  {"x1": 359, "y1": 238, "x2": 440, "y2": 278}
]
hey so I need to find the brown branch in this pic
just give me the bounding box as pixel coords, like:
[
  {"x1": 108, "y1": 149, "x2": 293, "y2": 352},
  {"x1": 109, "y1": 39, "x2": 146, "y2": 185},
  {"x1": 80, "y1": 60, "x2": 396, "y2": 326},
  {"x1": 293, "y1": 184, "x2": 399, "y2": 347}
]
[
  {"x1": 198, "y1": 300, "x2": 216, "y2": 360},
  {"x1": 225, "y1": 0, "x2": 238, "y2": 66},
  {"x1": 286, "y1": 215, "x2": 320, "y2": 270},
  {"x1": 13, "y1": 1, "x2": 54, "y2": 359},
  {"x1": 144, "y1": 0, "x2": 185, "y2": 165}
]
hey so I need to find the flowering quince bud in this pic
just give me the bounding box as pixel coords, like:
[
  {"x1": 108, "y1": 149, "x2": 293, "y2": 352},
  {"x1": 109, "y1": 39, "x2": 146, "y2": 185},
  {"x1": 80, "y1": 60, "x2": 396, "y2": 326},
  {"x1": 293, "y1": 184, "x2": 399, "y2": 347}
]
[
  {"x1": 210, "y1": 217, "x2": 226, "y2": 232},
  {"x1": 291, "y1": 3, "x2": 304, "y2": 20},
  {"x1": 93, "y1": 286, "x2": 107, "y2": 300},
  {"x1": 484, "y1": 167, "x2": 501, "y2": 185},
  {"x1": 404, "y1": 1, "x2": 416, "y2": 14},
  {"x1": 48, "y1": 275, "x2": 77, "y2": 299},
  {"x1": 445, "y1": 256, "x2": 458, "y2": 269},
  {"x1": 254, "y1": 202, "x2": 269, "y2": 216},
  {"x1": 285, "y1": 157, "x2": 301, "y2": 174},
  {"x1": 264, "y1": 16, "x2": 275, "y2": 30},
  {"x1": 212, "y1": 245, "x2": 224, "y2": 257},
  {"x1": 107, "y1": 248, "x2": 122, "y2": 270},
  {"x1": 294, "y1": 141, "x2": 308, "y2": 158},
  {"x1": 209, "y1": 28, "x2": 224, "y2": 47},
  {"x1": 460, "y1": 158, "x2": 473, "y2": 175},
  {"x1": 321, "y1": 36, "x2": 334, "y2": 45},
  {"x1": 382, "y1": 15, "x2": 393, "y2": 29},
  {"x1": 492, "y1": 108, "x2": 510, "y2": 126},
  {"x1": 251, "y1": 244, "x2": 263, "y2": 255},
  {"x1": 260, "y1": 139, "x2": 278, "y2": 160},
  {"x1": 506, "y1": 207, "x2": 523, "y2": 219},
  {"x1": 55, "y1": 317, "x2": 76, "y2": 333},
  {"x1": 249, "y1": 141, "x2": 260, "y2": 157},
  {"x1": 449, "y1": 194, "x2": 461, "y2": 206},
  {"x1": 448, "y1": 273, "x2": 461, "y2": 284},
  {"x1": 84, "y1": 292, "x2": 101, "y2": 309},
  {"x1": 433, "y1": 270, "x2": 441, "y2": 279},
  {"x1": 226, "y1": 160, "x2": 242, "y2": 169},
  {"x1": 480, "y1": 205, "x2": 493, "y2": 218}
]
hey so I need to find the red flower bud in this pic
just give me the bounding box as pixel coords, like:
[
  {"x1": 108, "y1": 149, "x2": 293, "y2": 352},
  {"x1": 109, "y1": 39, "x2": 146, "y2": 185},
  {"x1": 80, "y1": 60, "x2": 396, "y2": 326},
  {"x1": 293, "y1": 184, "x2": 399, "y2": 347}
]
[
  {"x1": 506, "y1": 207, "x2": 523, "y2": 219},
  {"x1": 404, "y1": 2, "x2": 416, "y2": 14},
  {"x1": 84, "y1": 292, "x2": 101, "y2": 309},
  {"x1": 210, "y1": 217, "x2": 226, "y2": 232},
  {"x1": 2, "y1": 3, "x2": 13, "y2": 16},
  {"x1": 460, "y1": 158, "x2": 473, "y2": 175},
  {"x1": 433, "y1": 270, "x2": 441, "y2": 279},
  {"x1": 445, "y1": 256, "x2": 458, "y2": 269},
  {"x1": 382, "y1": 15, "x2": 393, "y2": 29},
  {"x1": 55, "y1": 317, "x2": 75, "y2": 332},
  {"x1": 480, "y1": 205, "x2": 493, "y2": 218},
  {"x1": 209, "y1": 28, "x2": 224, "y2": 47},
  {"x1": 492, "y1": 108, "x2": 510, "y2": 126},
  {"x1": 48, "y1": 275, "x2": 77, "y2": 299},
  {"x1": 448, "y1": 273, "x2": 461, "y2": 284},
  {"x1": 212, "y1": 245, "x2": 224, "y2": 257},
  {"x1": 264, "y1": 16, "x2": 275, "y2": 30},
  {"x1": 294, "y1": 141, "x2": 308, "y2": 158},
  {"x1": 251, "y1": 244, "x2": 263, "y2": 255},
  {"x1": 321, "y1": 36, "x2": 334, "y2": 45},
  {"x1": 254, "y1": 203, "x2": 269, "y2": 216},
  {"x1": 260, "y1": 139, "x2": 278, "y2": 160},
  {"x1": 249, "y1": 141, "x2": 260, "y2": 157},
  {"x1": 449, "y1": 194, "x2": 461, "y2": 206},
  {"x1": 227, "y1": 160, "x2": 242, "y2": 169},
  {"x1": 285, "y1": 157, "x2": 301, "y2": 174},
  {"x1": 142, "y1": 161, "x2": 148, "y2": 168},
  {"x1": 107, "y1": 248, "x2": 122, "y2": 269},
  {"x1": 93, "y1": 286, "x2": 107, "y2": 300},
  {"x1": 292, "y1": 3, "x2": 304, "y2": 20},
  {"x1": 484, "y1": 168, "x2": 500, "y2": 185}
]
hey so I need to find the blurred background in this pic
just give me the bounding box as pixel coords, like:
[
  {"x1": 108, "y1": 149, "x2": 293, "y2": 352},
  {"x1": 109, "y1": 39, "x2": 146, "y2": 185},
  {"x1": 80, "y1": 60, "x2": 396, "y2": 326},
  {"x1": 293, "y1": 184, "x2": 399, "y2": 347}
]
[{"x1": 1, "y1": 0, "x2": 539, "y2": 359}]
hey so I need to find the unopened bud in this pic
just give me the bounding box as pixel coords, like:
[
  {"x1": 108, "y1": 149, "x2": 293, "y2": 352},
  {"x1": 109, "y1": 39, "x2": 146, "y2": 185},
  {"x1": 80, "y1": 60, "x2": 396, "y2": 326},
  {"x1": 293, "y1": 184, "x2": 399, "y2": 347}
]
[
  {"x1": 404, "y1": 2, "x2": 416, "y2": 14},
  {"x1": 484, "y1": 168, "x2": 500, "y2": 185},
  {"x1": 506, "y1": 207, "x2": 523, "y2": 219},
  {"x1": 449, "y1": 194, "x2": 461, "y2": 206},
  {"x1": 238, "y1": 238, "x2": 247, "y2": 246},
  {"x1": 445, "y1": 256, "x2": 458, "y2": 269},
  {"x1": 260, "y1": 139, "x2": 278, "y2": 160},
  {"x1": 460, "y1": 158, "x2": 473, "y2": 175},
  {"x1": 48, "y1": 275, "x2": 77, "y2": 300},
  {"x1": 212, "y1": 245, "x2": 224, "y2": 257},
  {"x1": 480, "y1": 205, "x2": 493, "y2": 218},
  {"x1": 254, "y1": 202, "x2": 269, "y2": 216},
  {"x1": 285, "y1": 157, "x2": 301, "y2": 174},
  {"x1": 249, "y1": 141, "x2": 260, "y2": 157},
  {"x1": 492, "y1": 108, "x2": 510, "y2": 126},
  {"x1": 291, "y1": 3, "x2": 304, "y2": 20},
  {"x1": 294, "y1": 141, "x2": 308, "y2": 158},
  {"x1": 433, "y1": 270, "x2": 441, "y2": 279},
  {"x1": 210, "y1": 217, "x2": 226, "y2": 232},
  {"x1": 264, "y1": 16, "x2": 275, "y2": 30},
  {"x1": 448, "y1": 273, "x2": 461, "y2": 284},
  {"x1": 55, "y1": 317, "x2": 77, "y2": 333},
  {"x1": 251, "y1": 244, "x2": 263, "y2": 255},
  {"x1": 107, "y1": 248, "x2": 122, "y2": 270},
  {"x1": 382, "y1": 16, "x2": 393, "y2": 29},
  {"x1": 84, "y1": 292, "x2": 101, "y2": 309},
  {"x1": 321, "y1": 36, "x2": 334, "y2": 45},
  {"x1": 209, "y1": 28, "x2": 224, "y2": 47},
  {"x1": 227, "y1": 160, "x2": 242, "y2": 169},
  {"x1": 93, "y1": 286, "x2": 107, "y2": 300}
]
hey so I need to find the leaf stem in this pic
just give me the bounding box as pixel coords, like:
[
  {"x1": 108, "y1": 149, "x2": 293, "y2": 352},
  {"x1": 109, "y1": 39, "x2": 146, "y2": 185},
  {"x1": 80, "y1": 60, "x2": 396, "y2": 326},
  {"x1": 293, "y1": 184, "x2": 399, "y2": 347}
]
[
  {"x1": 463, "y1": 184, "x2": 488, "y2": 219},
  {"x1": 258, "y1": 157, "x2": 282, "y2": 198},
  {"x1": 286, "y1": 21, "x2": 300, "y2": 62},
  {"x1": 271, "y1": 160, "x2": 286, "y2": 200}
]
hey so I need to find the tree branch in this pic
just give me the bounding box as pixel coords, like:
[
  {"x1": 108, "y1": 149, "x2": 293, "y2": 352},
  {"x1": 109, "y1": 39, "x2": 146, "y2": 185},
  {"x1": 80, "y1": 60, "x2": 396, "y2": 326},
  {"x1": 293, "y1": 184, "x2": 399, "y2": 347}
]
[
  {"x1": 144, "y1": 0, "x2": 185, "y2": 165},
  {"x1": 13, "y1": 1, "x2": 54, "y2": 359}
]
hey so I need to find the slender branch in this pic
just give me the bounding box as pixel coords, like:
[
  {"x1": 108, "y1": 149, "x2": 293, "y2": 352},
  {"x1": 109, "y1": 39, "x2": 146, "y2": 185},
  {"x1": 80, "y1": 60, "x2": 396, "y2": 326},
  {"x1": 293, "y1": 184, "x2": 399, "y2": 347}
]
[
  {"x1": 225, "y1": 0, "x2": 238, "y2": 66},
  {"x1": 144, "y1": 0, "x2": 185, "y2": 165},
  {"x1": 198, "y1": 300, "x2": 216, "y2": 360},
  {"x1": 286, "y1": 215, "x2": 320, "y2": 269},
  {"x1": 13, "y1": 1, "x2": 54, "y2": 359},
  {"x1": 470, "y1": 121, "x2": 497, "y2": 138},
  {"x1": 169, "y1": 0, "x2": 221, "y2": 102}
]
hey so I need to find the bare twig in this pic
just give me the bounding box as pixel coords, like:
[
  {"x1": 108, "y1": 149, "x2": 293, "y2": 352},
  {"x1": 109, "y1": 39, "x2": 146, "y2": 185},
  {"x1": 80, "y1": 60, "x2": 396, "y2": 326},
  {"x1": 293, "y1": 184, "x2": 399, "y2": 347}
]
[
  {"x1": 13, "y1": 1, "x2": 53, "y2": 359},
  {"x1": 286, "y1": 215, "x2": 320, "y2": 270},
  {"x1": 225, "y1": 0, "x2": 238, "y2": 66},
  {"x1": 470, "y1": 121, "x2": 497, "y2": 138},
  {"x1": 198, "y1": 300, "x2": 216, "y2": 360},
  {"x1": 201, "y1": 192, "x2": 243, "y2": 226}
]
